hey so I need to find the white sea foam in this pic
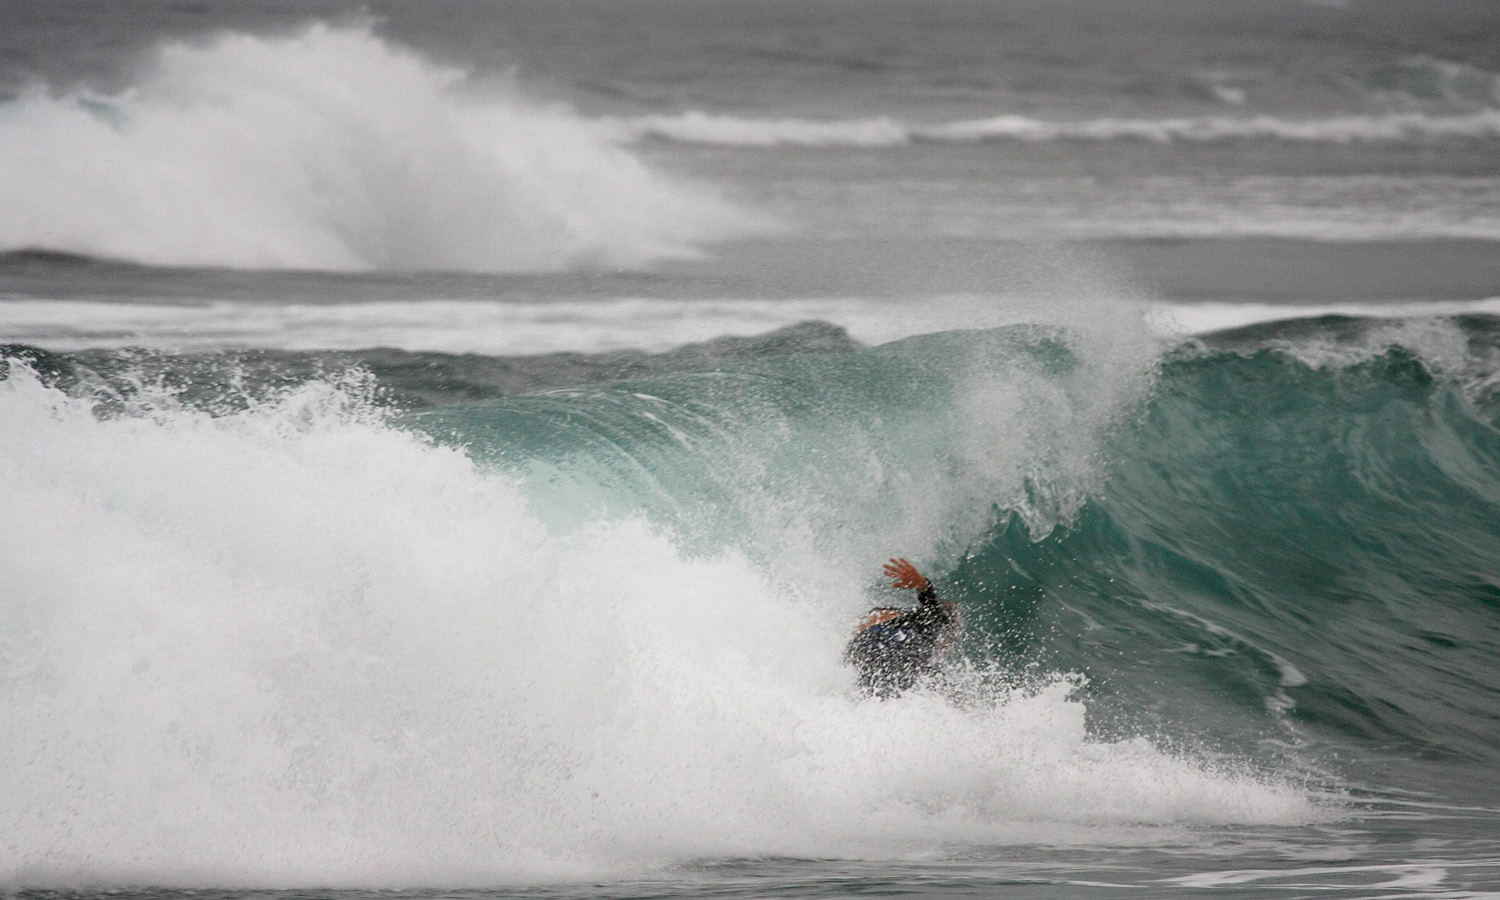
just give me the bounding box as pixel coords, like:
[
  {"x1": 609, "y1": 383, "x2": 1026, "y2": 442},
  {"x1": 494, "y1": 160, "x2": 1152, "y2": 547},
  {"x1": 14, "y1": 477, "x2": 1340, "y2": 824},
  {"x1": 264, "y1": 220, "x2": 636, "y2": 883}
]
[
  {"x1": 774, "y1": 173, "x2": 1500, "y2": 243},
  {"x1": 1148, "y1": 297, "x2": 1500, "y2": 338},
  {"x1": 614, "y1": 109, "x2": 1500, "y2": 148},
  {"x1": 0, "y1": 294, "x2": 1137, "y2": 355},
  {"x1": 0, "y1": 365, "x2": 1316, "y2": 886},
  {"x1": 610, "y1": 111, "x2": 912, "y2": 148},
  {"x1": 0, "y1": 25, "x2": 764, "y2": 272},
  {"x1": 8, "y1": 294, "x2": 1500, "y2": 358}
]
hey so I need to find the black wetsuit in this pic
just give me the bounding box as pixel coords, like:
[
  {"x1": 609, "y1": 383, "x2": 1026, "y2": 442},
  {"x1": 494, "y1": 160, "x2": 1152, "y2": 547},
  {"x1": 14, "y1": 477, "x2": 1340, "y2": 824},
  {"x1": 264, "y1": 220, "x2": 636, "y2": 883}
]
[{"x1": 844, "y1": 584, "x2": 957, "y2": 697}]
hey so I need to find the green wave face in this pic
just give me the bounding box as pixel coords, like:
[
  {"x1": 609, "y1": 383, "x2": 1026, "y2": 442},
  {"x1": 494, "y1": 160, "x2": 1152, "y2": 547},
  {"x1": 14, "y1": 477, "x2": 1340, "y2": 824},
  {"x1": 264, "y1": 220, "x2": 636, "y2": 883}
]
[
  {"x1": 409, "y1": 325, "x2": 1150, "y2": 590},
  {"x1": 966, "y1": 346, "x2": 1500, "y2": 786},
  {"x1": 413, "y1": 327, "x2": 1500, "y2": 793}
]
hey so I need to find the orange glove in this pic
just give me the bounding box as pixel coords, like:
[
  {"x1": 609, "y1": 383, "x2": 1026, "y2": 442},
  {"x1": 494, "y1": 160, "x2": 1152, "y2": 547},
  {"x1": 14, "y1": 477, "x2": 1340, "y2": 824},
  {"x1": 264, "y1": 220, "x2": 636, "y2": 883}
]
[{"x1": 882, "y1": 557, "x2": 930, "y2": 591}]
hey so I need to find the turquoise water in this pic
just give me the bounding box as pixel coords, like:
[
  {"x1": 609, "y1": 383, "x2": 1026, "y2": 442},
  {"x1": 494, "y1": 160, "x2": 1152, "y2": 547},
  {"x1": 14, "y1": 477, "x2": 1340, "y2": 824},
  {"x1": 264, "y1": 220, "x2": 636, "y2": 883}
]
[{"x1": 411, "y1": 320, "x2": 1500, "y2": 797}]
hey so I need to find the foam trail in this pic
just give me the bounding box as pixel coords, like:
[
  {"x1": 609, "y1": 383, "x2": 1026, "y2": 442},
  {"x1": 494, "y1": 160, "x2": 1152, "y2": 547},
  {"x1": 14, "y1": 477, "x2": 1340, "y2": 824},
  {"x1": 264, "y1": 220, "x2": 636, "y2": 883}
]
[
  {"x1": 0, "y1": 24, "x2": 762, "y2": 272},
  {"x1": 0, "y1": 362, "x2": 1315, "y2": 887},
  {"x1": 614, "y1": 109, "x2": 1500, "y2": 147}
]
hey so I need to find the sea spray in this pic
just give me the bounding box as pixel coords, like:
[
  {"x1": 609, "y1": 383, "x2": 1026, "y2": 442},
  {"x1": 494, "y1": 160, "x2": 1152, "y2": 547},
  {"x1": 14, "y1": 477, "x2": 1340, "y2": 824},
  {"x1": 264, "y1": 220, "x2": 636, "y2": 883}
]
[
  {"x1": 417, "y1": 315, "x2": 1161, "y2": 595},
  {"x1": 0, "y1": 24, "x2": 763, "y2": 272}
]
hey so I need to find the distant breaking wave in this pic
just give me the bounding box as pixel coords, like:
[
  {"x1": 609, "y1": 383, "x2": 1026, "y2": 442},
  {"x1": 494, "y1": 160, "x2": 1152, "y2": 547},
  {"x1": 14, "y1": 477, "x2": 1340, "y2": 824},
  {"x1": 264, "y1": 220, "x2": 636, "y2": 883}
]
[
  {"x1": 0, "y1": 24, "x2": 766, "y2": 272},
  {"x1": 612, "y1": 108, "x2": 1500, "y2": 148},
  {"x1": 1370, "y1": 55, "x2": 1500, "y2": 107}
]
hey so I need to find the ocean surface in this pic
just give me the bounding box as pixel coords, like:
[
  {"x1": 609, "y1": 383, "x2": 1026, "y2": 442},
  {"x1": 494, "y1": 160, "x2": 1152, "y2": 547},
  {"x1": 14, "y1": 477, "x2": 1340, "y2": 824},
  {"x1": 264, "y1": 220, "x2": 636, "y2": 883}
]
[{"x1": 4, "y1": 1, "x2": 1500, "y2": 896}]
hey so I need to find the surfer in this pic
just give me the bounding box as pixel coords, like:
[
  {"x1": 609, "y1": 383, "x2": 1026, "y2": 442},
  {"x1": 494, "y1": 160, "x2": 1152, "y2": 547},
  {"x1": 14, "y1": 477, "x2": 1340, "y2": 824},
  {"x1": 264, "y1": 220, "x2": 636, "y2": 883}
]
[{"x1": 845, "y1": 557, "x2": 959, "y2": 697}]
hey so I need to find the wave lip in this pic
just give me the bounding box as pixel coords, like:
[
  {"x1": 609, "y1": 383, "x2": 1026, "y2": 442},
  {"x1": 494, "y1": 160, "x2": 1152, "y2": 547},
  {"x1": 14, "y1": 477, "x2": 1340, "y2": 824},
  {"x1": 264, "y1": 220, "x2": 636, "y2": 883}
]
[{"x1": 0, "y1": 24, "x2": 765, "y2": 273}]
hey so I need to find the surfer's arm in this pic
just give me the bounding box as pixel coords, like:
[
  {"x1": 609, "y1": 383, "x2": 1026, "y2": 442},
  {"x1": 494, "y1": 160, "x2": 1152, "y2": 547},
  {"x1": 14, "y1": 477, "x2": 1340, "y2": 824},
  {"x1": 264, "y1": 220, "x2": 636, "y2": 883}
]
[
  {"x1": 883, "y1": 557, "x2": 932, "y2": 595},
  {"x1": 884, "y1": 556, "x2": 953, "y2": 619},
  {"x1": 882, "y1": 557, "x2": 929, "y2": 591}
]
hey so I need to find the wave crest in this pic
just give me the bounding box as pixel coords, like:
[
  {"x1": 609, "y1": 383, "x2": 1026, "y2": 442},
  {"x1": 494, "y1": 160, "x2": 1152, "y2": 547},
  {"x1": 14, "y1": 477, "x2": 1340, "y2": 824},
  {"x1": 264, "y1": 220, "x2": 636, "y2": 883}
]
[{"x1": 0, "y1": 24, "x2": 765, "y2": 272}]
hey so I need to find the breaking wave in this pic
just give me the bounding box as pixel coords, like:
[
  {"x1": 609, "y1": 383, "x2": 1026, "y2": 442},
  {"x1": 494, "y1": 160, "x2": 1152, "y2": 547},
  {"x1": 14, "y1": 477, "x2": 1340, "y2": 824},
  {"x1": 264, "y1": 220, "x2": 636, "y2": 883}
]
[
  {"x1": 0, "y1": 319, "x2": 1335, "y2": 886},
  {"x1": 0, "y1": 24, "x2": 763, "y2": 272}
]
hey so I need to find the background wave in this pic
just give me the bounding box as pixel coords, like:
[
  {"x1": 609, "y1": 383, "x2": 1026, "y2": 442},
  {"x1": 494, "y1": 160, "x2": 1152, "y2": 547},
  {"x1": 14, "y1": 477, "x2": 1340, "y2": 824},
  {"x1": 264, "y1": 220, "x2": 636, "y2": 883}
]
[
  {"x1": 615, "y1": 108, "x2": 1500, "y2": 148},
  {"x1": 607, "y1": 53, "x2": 1500, "y2": 148},
  {"x1": 0, "y1": 23, "x2": 764, "y2": 272}
]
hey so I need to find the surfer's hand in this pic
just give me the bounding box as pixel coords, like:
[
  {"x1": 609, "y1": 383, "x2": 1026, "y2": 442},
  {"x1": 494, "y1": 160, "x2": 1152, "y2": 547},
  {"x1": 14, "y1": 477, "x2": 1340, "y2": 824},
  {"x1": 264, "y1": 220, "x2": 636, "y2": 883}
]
[{"x1": 883, "y1": 557, "x2": 930, "y2": 591}]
